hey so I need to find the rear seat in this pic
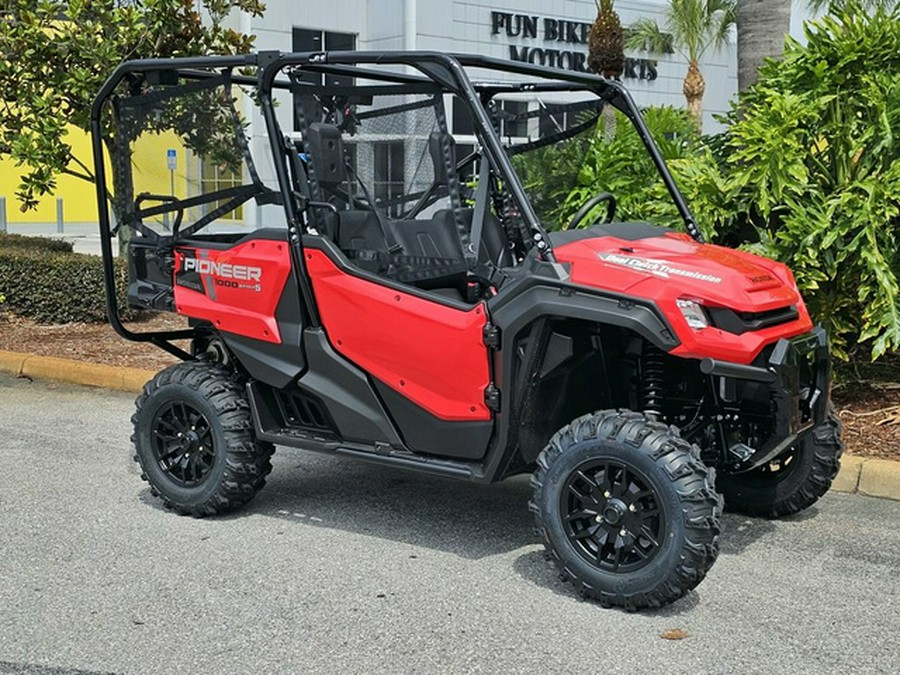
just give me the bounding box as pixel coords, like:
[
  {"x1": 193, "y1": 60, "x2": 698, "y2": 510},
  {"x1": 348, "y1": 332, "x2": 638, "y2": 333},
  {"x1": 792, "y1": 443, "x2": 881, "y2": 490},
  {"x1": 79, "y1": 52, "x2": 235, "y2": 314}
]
[{"x1": 336, "y1": 208, "x2": 510, "y2": 268}]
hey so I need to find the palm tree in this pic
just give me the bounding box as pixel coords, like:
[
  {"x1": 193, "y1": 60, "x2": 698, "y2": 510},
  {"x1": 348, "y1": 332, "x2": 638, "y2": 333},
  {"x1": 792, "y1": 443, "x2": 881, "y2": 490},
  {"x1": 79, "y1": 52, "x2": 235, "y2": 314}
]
[
  {"x1": 807, "y1": 0, "x2": 898, "y2": 9},
  {"x1": 736, "y1": 0, "x2": 792, "y2": 92},
  {"x1": 626, "y1": 0, "x2": 736, "y2": 130},
  {"x1": 588, "y1": 0, "x2": 625, "y2": 139}
]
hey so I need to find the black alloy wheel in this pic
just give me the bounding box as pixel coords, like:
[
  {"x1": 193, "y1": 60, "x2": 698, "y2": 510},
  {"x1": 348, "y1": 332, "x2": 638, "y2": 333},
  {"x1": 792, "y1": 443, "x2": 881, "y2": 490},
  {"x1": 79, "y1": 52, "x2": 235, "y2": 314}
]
[
  {"x1": 133, "y1": 361, "x2": 274, "y2": 517},
  {"x1": 151, "y1": 401, "x2": 216, "y2": 487},
  {"x1": 717, "y1": 411, "x2": 843, "y2": 518},
  {"x1": 561, "y1": 460, "x2": 664, "y2": 574},
  {"x1": 530, "y1": 410, "x2": 722, "y2": 610}
]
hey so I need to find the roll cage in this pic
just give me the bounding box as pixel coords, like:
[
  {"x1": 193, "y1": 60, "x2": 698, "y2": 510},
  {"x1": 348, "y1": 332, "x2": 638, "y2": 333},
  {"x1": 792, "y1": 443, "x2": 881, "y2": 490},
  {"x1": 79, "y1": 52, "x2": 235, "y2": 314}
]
[{"x1": 90, "y1": 50, "x2": 701, "y2": 357}]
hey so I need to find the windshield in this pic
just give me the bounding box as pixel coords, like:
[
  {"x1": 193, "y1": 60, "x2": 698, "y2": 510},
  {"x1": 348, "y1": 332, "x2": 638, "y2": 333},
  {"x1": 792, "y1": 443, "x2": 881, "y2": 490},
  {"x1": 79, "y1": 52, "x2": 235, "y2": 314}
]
[{"x1": 496, "y1": 94, "x2": 604, "y2": 231}]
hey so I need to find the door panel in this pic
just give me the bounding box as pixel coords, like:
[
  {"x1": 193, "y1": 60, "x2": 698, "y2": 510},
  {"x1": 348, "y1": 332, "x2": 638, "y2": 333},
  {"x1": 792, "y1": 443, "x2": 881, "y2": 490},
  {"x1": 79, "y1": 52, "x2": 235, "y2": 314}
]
[{"x1": 304, "y1": 249, "x2": 491, "y2": 422}]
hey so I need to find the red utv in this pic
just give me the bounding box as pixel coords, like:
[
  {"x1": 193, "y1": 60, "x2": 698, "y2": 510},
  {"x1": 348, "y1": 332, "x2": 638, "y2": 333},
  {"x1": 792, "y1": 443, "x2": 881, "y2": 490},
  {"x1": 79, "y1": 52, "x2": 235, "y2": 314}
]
[{"x1": 91, "y1": 51, "x2": 841, "y2": 609}]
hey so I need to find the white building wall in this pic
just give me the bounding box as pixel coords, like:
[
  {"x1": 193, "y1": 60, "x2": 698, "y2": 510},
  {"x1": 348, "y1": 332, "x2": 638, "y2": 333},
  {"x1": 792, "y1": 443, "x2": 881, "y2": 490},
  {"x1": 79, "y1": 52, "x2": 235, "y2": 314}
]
[
  {"x1": 237, "y1": 0, "x2": 740, "y2": 225},
  {"x1": 246, "y1": 0, "x2": 738, "y2": 132}
]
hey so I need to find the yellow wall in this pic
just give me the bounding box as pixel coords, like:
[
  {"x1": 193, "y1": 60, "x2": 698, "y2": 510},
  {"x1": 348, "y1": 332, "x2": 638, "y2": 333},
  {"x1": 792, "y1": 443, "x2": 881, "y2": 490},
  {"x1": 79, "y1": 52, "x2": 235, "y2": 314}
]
[{"x1": 0, "y1": 125, "x2": 187, "y2": 224}]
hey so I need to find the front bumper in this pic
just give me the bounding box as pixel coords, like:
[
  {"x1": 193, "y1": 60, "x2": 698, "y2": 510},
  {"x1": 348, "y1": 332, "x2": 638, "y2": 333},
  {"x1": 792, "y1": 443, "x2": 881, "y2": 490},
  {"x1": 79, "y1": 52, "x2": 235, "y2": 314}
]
[{"x1": 703, "y1": 326, "x2": 830, "y2": 472}]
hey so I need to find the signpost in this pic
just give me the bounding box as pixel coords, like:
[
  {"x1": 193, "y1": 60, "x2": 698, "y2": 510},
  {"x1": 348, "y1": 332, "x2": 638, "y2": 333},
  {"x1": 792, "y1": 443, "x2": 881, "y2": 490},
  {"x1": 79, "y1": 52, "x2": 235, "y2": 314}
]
[
  {"x1": 167, "y1": 149, "x2": 177, "y2": 192},
  {"x1": 165, "y1": 149, "x2": 176, "y2": 230}
]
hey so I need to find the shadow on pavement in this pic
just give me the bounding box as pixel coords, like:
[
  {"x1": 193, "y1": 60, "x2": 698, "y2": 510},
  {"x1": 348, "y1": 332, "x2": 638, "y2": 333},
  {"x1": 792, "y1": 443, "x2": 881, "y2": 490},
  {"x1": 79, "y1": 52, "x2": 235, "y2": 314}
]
[
  {"x1": 134, "y1": 449, "x2": 816, "y2": 604},
  {"x1": 247, "y1": 452, "x2": 536, "y2": 560},
  {"x1": 511, "y1": 549, "x2": 703, "y2": 615}
]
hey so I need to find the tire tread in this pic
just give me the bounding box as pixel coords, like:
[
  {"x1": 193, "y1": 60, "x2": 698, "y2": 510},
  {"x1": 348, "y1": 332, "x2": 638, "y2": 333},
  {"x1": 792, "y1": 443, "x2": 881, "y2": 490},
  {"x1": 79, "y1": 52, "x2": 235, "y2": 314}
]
[
  {"x1": 131, "y1": 362, "x2": 274, "y2": 517},
  {"x1": 529, "y1": 409, "x2": 722, "y2": 610}
]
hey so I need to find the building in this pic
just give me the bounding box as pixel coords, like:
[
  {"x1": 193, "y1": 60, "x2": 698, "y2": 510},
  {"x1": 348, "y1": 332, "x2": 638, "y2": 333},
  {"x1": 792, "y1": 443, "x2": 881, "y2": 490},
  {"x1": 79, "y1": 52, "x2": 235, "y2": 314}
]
[
  {"x1": 1, "y1": 0, "x2": 740, "y2": 229},
  {"x1": 252, "y1": 0, "x2": 737, "y2": 129}
]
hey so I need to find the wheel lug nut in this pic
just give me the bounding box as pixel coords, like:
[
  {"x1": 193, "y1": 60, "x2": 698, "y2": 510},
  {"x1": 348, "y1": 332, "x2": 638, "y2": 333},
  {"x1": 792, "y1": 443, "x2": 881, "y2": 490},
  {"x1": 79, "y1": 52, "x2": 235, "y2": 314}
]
[
  {"x1": 629, "y1": 504, "x2": 636, "y2": 512},
  {"x1": 620, "y1": 528, "x2": 627, "y2": 536},
  {"x1": 603, "y1": 491, "x2": 611, "y2": 498}
]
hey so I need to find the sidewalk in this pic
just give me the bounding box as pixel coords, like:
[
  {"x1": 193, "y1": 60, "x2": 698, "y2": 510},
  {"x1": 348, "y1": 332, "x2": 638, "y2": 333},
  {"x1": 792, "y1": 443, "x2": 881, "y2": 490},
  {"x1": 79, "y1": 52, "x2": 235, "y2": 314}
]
[
  {"x1": 0, "y1": 347, "x2": 897, "y2": 502},
  {"x1": 2, "y1": 222, "x2": 114, "y2": 257}
]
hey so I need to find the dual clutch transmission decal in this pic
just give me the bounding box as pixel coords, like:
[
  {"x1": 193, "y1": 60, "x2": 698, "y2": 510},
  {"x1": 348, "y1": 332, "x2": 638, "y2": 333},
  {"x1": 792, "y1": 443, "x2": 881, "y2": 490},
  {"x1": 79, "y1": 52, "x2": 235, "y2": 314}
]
[{"x1": 598, "y1": 252, "x2": 723, "y2": 284}]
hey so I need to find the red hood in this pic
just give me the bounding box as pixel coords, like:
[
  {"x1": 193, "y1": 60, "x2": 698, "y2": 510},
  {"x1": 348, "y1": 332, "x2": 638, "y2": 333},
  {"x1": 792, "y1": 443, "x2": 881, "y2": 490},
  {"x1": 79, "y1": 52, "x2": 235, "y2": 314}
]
[
  {"x1": 555, "y1": 232, "x2": 799, "y2": 313},
  {"x1": 553, "y1": 232, "x2": 814, "y2": 364}
]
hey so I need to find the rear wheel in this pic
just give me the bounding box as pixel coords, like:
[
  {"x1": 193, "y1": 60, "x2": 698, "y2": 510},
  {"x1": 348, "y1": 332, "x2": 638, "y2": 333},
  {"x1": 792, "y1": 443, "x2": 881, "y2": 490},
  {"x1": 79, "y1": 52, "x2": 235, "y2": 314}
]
[
  {"x1": 530, "y1": 410, "x2": 722, "y2": 610},
  {"x1": 716, "y1": 412, "x2": 842, "y2": 518},
  {"x1": 132, "y1": 362, "x2": 274, "y2": 517}
]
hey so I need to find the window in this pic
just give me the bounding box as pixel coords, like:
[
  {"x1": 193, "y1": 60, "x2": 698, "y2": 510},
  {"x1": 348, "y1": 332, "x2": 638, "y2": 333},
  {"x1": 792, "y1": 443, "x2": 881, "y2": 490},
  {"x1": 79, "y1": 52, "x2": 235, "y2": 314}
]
[
  {"x1": 500, "y1": 101, "x2": 528, "y2": 139},
  {"x1": 199, "y1": 161, "x2": 243, "y2": 221},
  {"x1": 292, "y1": 28, "x2": 356, "y2": 130},
  {"x1": 452, "y1": 97, "x2": 475, "y2": 137},
  {"x1": 452, "y1": 98, "x2": 529, "y2": 139}
]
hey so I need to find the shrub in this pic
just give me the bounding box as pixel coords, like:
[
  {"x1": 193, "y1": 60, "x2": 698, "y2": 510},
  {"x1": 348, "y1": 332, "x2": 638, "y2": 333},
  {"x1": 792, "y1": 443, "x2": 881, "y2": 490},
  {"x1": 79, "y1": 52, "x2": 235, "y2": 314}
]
[
  {"x1": 721, "y1": 4, "x2": 900, "y2": 360},
  {"x1": 0, "y1": 231, "x2": 74, "y2": 253},
  {"x1": 0, "y1": 248, "x2": 128, "y2": 324}
]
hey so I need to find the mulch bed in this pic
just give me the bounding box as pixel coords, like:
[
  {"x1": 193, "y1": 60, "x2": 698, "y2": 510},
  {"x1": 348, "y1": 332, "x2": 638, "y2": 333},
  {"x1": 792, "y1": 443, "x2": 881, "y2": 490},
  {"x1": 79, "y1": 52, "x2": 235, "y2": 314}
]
[{"x1": 832, "y1": 383, "x2": 900, "y2": 460}]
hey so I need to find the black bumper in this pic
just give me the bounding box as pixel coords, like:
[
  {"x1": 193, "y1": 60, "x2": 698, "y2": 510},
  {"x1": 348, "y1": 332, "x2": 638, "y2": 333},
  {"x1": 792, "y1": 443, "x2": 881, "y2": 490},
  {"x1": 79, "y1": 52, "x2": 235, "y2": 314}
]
[{"x1": 703, "y1": 327, "x2": 830, "y2": 472}]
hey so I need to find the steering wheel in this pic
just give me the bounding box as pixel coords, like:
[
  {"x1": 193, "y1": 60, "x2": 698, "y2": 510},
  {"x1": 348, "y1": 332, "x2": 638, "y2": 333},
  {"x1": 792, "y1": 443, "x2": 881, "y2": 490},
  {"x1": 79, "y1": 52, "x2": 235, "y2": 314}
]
[{"x1": 566, "y1": 192, "x2": 617, "y2": 231}]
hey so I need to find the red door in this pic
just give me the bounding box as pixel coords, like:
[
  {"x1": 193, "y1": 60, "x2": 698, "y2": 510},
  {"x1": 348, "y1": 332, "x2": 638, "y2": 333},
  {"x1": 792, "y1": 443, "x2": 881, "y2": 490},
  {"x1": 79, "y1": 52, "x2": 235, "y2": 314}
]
[{"x1": 304, "y1": 249, "x2": 492, "y2": 422}]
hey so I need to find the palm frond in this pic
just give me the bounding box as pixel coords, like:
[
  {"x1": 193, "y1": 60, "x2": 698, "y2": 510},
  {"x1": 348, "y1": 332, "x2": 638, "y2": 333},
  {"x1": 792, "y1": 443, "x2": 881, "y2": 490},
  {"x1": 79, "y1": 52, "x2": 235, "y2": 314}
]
[
  {"x1": 625, "y1": 17, "x2": 673, "y2": 54},
  {"x1": 709, "y1": 1, "x2": 737, "y2": 53}
]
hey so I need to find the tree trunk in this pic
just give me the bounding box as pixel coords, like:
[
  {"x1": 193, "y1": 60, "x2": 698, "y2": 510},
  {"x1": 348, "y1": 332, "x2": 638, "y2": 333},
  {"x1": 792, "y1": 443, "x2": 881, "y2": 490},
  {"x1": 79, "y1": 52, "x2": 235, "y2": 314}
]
[
  {"x1": 601, "y1": 104, "x2": 617, "y2": 141},
  {"x1": 736, "y1": 0, "x2": 792, "y2": 92},
  {"x1": 683, "y1": 60, "x2": 706, "y2": 132}
]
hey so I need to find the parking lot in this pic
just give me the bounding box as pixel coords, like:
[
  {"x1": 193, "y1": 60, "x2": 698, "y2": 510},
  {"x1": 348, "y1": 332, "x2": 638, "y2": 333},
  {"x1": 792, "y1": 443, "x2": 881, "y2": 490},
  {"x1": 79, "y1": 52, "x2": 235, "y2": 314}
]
[{"x1": 1, "y1": 373, "x2": 898, "y2": 674}]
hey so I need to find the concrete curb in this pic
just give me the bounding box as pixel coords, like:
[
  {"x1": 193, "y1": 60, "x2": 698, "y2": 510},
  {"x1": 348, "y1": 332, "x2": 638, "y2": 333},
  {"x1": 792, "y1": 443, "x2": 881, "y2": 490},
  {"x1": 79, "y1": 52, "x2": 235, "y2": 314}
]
[
  {"x1": 0, "y1": 349, "x2": 898, "y2": 502},
  {"x1": 0, "y1": 349, "x2": 154, "y2": 394},
  {"x1": 830, "y1": 454, "x2": 900, "y2": 502}
]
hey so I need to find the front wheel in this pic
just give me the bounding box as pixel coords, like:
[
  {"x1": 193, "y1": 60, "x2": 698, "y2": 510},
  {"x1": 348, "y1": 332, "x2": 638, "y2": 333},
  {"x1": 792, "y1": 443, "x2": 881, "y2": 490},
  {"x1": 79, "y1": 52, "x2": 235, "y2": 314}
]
[
  {"x1": 530, "y1": 410, "x2": 722, "y2": 610},
  {"x1": 132, "y1": 362, "x2": 274, "y2": 517},
  {"x1": 716, "y1": 412, "x2": 843, "y2": 519}
]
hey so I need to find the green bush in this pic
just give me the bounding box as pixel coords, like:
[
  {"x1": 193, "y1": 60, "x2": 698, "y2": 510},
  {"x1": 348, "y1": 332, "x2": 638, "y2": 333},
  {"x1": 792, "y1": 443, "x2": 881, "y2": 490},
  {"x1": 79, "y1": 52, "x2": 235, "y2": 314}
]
[
  {"x1": 0, "y1": 231, "x2": 74, "y2": 253},
  {"x1": 0, "y1": 247, "x2": 128, "y2": 323},
  {"x1": 719, "y1": 4, "x2": 900, "y2": 360}
]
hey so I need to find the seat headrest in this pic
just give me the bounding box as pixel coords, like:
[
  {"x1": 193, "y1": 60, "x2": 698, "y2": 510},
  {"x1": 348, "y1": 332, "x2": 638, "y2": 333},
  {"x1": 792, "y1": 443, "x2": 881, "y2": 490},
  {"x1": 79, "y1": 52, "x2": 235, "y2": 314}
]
[
  {"x1": 428, "y1": 131, "x2": 457, "y2": 185},
  {"x1": 305, "y1": 123, "x2": 347, "y2": 184}
]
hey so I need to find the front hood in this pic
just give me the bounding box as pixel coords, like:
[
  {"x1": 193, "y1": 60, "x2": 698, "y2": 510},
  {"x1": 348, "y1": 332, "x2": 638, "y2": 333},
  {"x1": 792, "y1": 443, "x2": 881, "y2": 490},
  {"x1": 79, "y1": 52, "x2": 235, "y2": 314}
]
[
  {"x1": 554, "y1": 231, "x2": 799, "y2": 313},
  {"x1": 551, "y1": 230, "x2": 814, "y2": 364}
]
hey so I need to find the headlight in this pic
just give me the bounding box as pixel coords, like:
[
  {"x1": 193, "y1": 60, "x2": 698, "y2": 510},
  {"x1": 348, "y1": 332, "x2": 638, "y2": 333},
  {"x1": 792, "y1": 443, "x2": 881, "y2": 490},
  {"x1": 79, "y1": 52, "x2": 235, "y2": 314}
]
[{"x1": 676, "y1": 299, "x2": 709, "y2": 330}]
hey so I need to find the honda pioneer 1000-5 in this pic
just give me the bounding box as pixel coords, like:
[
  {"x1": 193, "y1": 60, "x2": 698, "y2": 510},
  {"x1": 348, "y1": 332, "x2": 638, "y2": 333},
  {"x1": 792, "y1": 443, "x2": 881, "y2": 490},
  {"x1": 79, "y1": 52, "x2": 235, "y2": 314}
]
[{"x1": 91, "y1": 51, "x2": 841, "y2": 609}]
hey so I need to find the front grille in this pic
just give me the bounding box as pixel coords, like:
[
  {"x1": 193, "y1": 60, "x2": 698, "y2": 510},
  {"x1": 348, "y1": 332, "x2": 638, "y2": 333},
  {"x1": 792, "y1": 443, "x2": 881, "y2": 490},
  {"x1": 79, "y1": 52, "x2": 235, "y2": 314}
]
[{"x1": 708, "y1": 305, "x2": 799, "y2": 335}]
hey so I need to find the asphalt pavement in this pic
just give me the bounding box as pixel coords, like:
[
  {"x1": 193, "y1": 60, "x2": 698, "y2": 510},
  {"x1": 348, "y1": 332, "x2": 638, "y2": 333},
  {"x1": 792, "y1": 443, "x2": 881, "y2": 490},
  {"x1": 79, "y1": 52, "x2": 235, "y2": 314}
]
[{"x1": 0, "y1": 373, "x2": 898, "y2": 674}]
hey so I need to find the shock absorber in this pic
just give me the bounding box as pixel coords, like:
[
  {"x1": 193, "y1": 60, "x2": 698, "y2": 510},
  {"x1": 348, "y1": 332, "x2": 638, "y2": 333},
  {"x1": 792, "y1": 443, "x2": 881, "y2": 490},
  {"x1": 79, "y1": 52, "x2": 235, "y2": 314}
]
[{"x1": 641, "y1": 342, "x2": 666, "y2": 418}]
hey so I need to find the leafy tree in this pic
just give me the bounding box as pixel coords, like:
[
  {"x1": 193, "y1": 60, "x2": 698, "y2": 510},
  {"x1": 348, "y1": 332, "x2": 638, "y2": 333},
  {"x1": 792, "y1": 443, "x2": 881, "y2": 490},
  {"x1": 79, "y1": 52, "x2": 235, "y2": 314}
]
[
  {"x1": 0, "y1": 0, "x2": 265, "y2": 212},
  {"x1": 588, "y1": 0, "x2": 625, "y2": 140},
  {"x1": 588, "y1": 0, "x2": 625, "y2": 78},
  {"x1": 626, "y1": 0, "x2": 736, "y2": 130}
]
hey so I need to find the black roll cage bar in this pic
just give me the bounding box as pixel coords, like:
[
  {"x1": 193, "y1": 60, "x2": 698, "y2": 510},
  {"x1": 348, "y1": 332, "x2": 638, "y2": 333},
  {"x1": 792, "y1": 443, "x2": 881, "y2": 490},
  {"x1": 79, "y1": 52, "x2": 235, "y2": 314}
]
[{"x1": 90, "y1": 50, "x2": 701, "y2": 355}]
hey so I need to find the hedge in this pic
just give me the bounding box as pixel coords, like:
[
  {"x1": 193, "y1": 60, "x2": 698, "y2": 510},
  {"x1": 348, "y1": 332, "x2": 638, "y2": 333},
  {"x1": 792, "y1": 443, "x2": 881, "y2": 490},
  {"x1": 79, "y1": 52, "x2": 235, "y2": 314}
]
[
  {"x1": 0, "y1": 247, "x2": 128, "y2": 324},
  {"x1": 0, "y1": 231, "x2": 74, "y2": 253}
]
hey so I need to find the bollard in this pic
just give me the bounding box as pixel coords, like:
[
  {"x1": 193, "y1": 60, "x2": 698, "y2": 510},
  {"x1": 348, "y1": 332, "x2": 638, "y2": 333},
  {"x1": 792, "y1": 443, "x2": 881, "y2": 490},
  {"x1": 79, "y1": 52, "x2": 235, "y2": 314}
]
[
  {"x1": 56, "y1": 197, "x2": 64, "y2": 234},
  {"x1": 0, "y1": 196, "x2": 6, "y2": 233}
]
